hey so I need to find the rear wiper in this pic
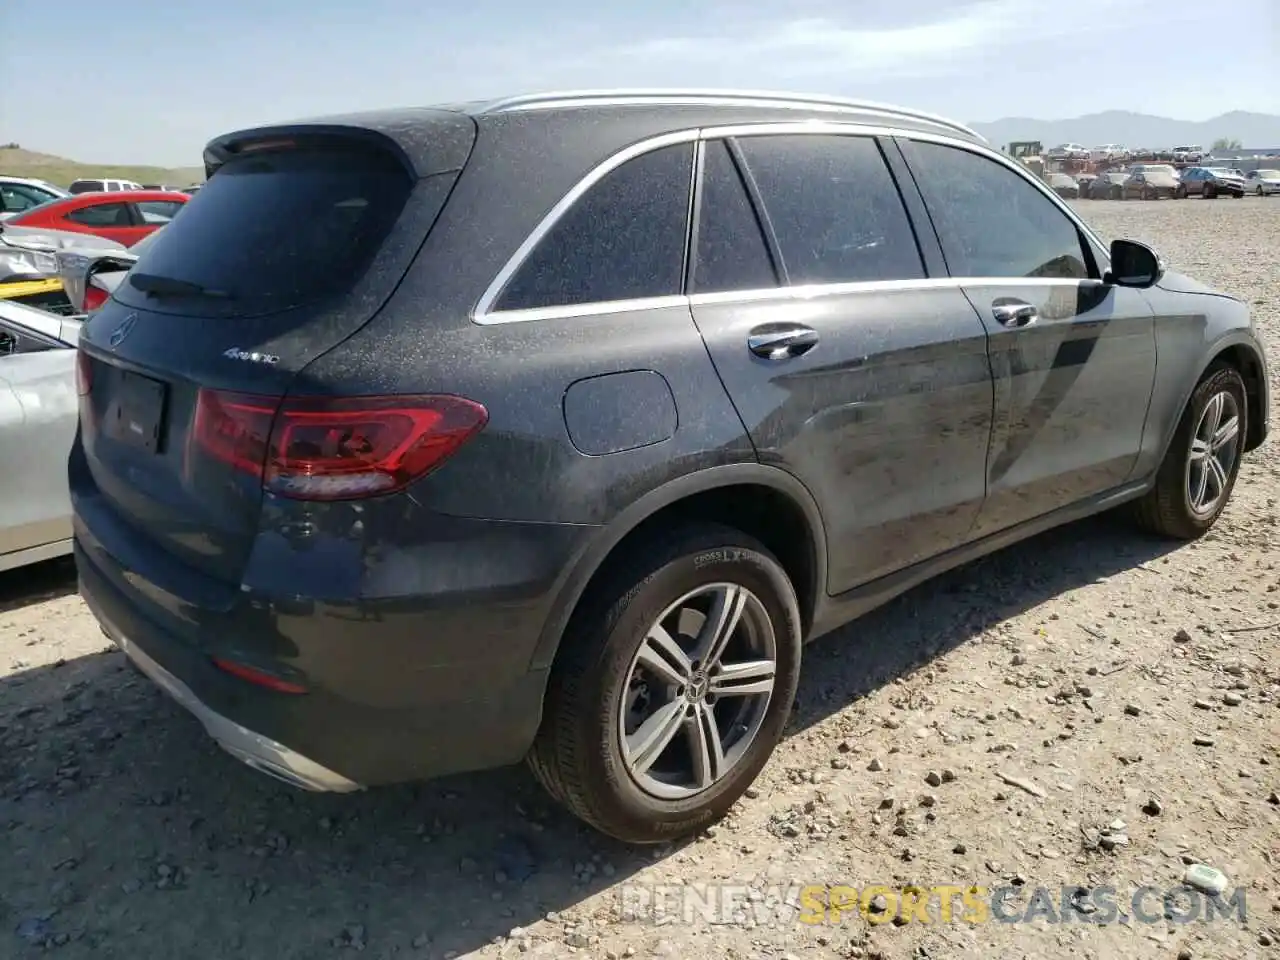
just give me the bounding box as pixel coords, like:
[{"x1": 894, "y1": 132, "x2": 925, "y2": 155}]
[{"x1": 129, "y1": 272, "x2": 234, "y2": 299}]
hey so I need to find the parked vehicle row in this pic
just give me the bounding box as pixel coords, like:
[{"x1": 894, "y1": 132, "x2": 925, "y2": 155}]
[
  {"x1": 1070, "y1": 163, "x2": 1277, "y2": 200},
  {"x1": 2, "y1": 189, "x2": 188, "y2": 247},
  {"x1": 68, "y1": 178, "x2": 202, "y2": 195}
]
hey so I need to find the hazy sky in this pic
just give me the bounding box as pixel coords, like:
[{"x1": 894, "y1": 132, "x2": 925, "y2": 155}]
[{"x1": 4, "y1": 0, "x2": 1277, "y2": 166}]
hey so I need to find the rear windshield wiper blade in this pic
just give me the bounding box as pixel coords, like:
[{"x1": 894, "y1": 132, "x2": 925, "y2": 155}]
[{"x1": 129, "y1": 272, "x2": 234, "y2": 299}]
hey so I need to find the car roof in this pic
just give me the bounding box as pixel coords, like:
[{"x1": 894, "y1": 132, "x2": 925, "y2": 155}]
[
  {"x1": 56, "y1": 189, "x2": 188, "y2": 203},
  {"x1": 204, "y1": 88, "x2": 988, "y2": 179}
]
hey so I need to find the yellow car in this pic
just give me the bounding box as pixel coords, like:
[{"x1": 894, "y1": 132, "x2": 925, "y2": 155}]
[{"x1": 0, "y1": 276, "x2": 74, "y2": 314}]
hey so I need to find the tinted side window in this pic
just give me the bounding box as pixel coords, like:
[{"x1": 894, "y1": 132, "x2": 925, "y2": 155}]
[
  {"x1": 136, "y1": 200, "x2": 183, "y2": 223},
  {"x1": 906, "y1": 141, "x2": 1089, "y2": 279},
  {"x1": 69, "y1": 181, "x2": 102, "y2": 194},
  {"x1": 496, "y1": 143, "x2": 694, "y2": 311},
  {"x1": 691, "y1": 140, "x2": 777, "y2": 294},
  {"x1": 66, "y1": 202, "x2": 131, "y2": 226},
  {"x1": 0, "y1": 322, "x2": 58, "y2": 357},
  {"x1": 734, "y1": 135, "x2": 924, "y2": 285}
]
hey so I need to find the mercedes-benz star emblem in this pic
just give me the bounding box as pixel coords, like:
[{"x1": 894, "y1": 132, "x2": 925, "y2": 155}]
[{"x1": 108, "y1": 313, "x2": 138, "y2": 349}]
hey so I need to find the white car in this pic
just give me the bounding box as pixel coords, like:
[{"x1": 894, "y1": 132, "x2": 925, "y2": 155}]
[
  {"x1": 0, "y1": 176, "x2": 68, "y2": 219},
  {"x1": 1049, "y1": 142, "x2": 1089, "y2": 160},
  {"x1": 1172, "y1": 145, "x2": 1205, "y2": 163},
  {"x1": 67, "y1": 177, "x2": 144, "y2": 195},
  {"x1": 1091, "y1": 144, "x2": 1128, "y2": 162},
  {"x1": 1245, "y1": 169, "x2": 1280, "y2": 196}
]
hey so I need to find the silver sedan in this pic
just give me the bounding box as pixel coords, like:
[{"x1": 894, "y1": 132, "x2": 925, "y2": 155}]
[{"x1": 0, "y1": 299, "x2": 81, "y2": 572}]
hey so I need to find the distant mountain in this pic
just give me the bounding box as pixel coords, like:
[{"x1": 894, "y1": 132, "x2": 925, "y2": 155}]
[{"x1": 969, "y1": 110, "x2": 1280, "y2": 151}]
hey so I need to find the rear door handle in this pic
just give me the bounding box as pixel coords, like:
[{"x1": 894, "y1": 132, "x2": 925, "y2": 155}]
[
  {"x1": 992, "y1": 299, "x2": 1038, "y2": 328},
  {"x1": 747, "y1": 324, "x2": 819, "y2": 360}
]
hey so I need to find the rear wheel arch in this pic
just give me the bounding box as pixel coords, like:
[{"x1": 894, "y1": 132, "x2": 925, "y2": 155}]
[{"x1": 530, "y1": 465, "x2": 827, "y2": 671}]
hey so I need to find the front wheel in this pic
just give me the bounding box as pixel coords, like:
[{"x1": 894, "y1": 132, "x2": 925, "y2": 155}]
[
  {"x1": 528, "y1": 524, "x2": 803, "y2": 843},
  {"x1": 1176, "y1": 185, "x2": 1188, "y2": 199},
  {"x1": 1134, "y1": 365, "x2": 1248, "y2": 540}
]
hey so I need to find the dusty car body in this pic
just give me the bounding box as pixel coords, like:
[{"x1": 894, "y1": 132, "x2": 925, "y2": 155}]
[{"x1": 0, "y1": 298, "x2": 81, "y2": 571}]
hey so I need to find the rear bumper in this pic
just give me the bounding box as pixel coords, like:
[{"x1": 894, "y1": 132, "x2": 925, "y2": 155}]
[
  {"x1": 109, "y1": 622, "x2": 361, "y2": 792},
  {"x1": 73, "y1": 498, "x2": 594, "y2": 788}
]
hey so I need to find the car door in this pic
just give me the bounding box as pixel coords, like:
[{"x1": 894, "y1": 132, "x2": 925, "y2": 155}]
[
  {"x1": 689, "y1": 131, "x2": 995, "y2": 594},
  {"x1": 897, "y1": 137, "x2": 1158, "y2": 538},
  {"x1": 0, "y1": 317, "x2": 78, "y2": 562},
  {"x1": 60, "y1": 199, "x2": 138, "y2": 245}
]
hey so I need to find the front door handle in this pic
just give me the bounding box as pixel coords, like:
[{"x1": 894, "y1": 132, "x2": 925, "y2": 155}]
[
  {"x1": 747, "y1": 324, "x2": 819, "y2": 360},
  {"x1": 992, "y1": 299, "x2": 1038, "y2": 328}
]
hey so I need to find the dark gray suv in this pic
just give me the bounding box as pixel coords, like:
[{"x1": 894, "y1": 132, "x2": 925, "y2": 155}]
[{"x1": 70, "y1": 90, "x2": 1270, "y2": 844}]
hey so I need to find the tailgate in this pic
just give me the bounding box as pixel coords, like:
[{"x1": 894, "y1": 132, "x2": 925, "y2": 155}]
[{"x1": 74, "y1": 123, "x2": 473, "y2": 585}]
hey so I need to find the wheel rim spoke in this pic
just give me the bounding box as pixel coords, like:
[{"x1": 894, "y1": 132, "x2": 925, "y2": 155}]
[
  {"x1": 1207, "y1": 454, "x2": 1229, "y2": 499},
  {"x1": 1200, "y1": 392, "x2": 1224, "y2": 441},
  {"x1": 624, "y1": 699, "x2": 687, "y2": 776},
  {"x1": 636, "y1": 625, "x2": 693, "y2": 687},
  {"x1": 1192, "y1": 460, "x2": 1211, "y2": 508},
  {"x1": 1212, "y1": 415, "x2": 1239, "y2": 452},
  {"x1": 694, "y1": 585, "x2": 746, "y2": 670},
  {"x1": 709, "y1": 659, "x2": 776, "y2": 697},
  {"x1": 688, "y1": 703, "x2": 726, "y2": 790}
]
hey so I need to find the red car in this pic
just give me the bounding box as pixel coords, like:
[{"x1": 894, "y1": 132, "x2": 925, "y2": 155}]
[{"x1": 7, "y1": 190, "x2": 188, "y2": 247}]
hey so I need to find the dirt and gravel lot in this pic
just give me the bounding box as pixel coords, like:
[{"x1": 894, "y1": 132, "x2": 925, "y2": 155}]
[{"x1": 1, "y1": 197, "x2": 1277, "y2": 960}]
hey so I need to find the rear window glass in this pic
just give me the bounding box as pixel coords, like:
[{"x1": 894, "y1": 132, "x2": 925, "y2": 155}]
[{"x1": 115, "y1": 147, "x2": 412, "y2": 317}]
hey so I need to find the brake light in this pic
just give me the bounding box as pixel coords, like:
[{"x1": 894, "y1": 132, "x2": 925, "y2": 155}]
[
  {"x1": 75, "y1": 349, "x2": 93, "y2": 396},
  {"x1": 82, "y1": 284, "x2": 108, "y2": 312},
  {"x1": 191, "y1": 391, "x2": 488, "y2": 500}
]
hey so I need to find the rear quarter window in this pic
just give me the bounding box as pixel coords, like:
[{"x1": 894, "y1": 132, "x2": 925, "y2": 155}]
[
  {"x1": 66, "y1": 202, "x2": 132, "y2": 226},
  {"x1": 114, "y1": 147, "x2": 413, "y2": 318},
  {"x1": 494, "y1": 143, "x2": 694, "y2": 312}
]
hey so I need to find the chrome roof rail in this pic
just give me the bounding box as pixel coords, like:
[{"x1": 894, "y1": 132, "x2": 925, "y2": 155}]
[{"x1": 476, "y1": 88, "x2": 984, "y2": 142}]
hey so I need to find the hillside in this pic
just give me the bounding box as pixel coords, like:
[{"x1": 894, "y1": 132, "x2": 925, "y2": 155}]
[
  {"x1": 0, "y1": 146, "x2": 204, "y2": 188},
  {"x1": 969, "y1": 110, "x2": 1280, "y2": 151}
]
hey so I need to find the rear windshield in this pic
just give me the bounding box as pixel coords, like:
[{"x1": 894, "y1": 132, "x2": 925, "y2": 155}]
[{"x1": 114, "y1": 147, "x2": 412, "y2": 318}]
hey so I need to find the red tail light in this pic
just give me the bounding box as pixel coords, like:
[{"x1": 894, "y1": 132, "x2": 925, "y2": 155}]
[
  {"x1": 75, "y1": 349, "x2": 93, "y2": 396},
  {"x1": 191, "y1": 390, "x2": 488, "y2": 501},
  {"x1": 82, "y1": 284, "x2": 108, "y2": 312}
]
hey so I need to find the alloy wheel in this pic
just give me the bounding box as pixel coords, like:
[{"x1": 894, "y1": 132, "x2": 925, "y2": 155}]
[
  {"x1": 619, "y1": 583, "x2": 777, "y2": 800},
  {"x1": 1185, "y1": 391, "x2": 1241, "y2": 517}
]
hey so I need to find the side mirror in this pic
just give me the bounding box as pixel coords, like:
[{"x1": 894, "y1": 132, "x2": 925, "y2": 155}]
[
  {"x1": 1105, "y1": 239, "x2": 1164, "y2": 289},
  {"x1": 0, "y1": 331, "x2": 15, "y2": 357}
]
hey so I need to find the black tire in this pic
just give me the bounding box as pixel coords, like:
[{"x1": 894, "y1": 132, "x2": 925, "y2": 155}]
[
  {"x1": 1134, "y1": 365, "x2": 1248, "y2": 540},
  {"x1": 1176, "y1": 185, "x2": 1187, "y2": 199},
  {"x1": 1205, "y1": 184, "x2": 1217, "y2": 199},
  {"x1": 527, "y1": 524, "x2": 803, "y2": 843}
]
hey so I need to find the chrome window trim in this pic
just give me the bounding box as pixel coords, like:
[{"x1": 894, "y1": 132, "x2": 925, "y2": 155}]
[{"x1": 472, "y1": 121, "x2": 1112, "y2": 326}]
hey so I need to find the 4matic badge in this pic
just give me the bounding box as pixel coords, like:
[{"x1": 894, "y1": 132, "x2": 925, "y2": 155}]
[{"x1": 223, "y1": 346, "x2": 281, "y2": 365}]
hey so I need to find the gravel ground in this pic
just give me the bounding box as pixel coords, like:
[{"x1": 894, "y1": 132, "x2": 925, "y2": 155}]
[{"x1": 1, "y1": 197, "x2": 1277, "y2": 960}]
